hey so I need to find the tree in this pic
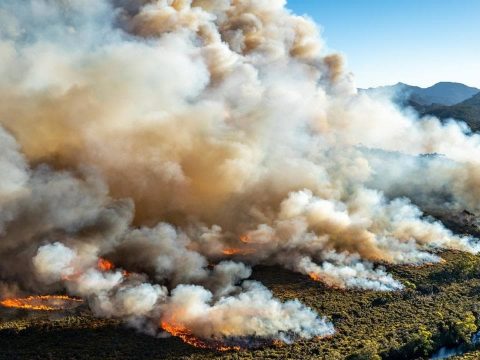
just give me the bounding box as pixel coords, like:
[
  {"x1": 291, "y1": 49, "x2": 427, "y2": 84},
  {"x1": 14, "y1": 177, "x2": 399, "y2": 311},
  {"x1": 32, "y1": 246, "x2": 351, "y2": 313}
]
[{"x1": 453, "y1": 312, "x2": 478, "y2": 344}]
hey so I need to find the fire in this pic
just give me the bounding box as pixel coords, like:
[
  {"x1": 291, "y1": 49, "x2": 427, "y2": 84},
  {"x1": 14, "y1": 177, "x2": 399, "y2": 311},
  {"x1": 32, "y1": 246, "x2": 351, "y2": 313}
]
[
  {"x1": 222, "y1": 248, "x2": 255, "y2": 256},
  {"x1": 0, "y1": 295, "x2": 83, "y2": 311},
  {"x1": 308, "y1": 272, "x2": 323, "y2": 282},
  {"x1": 161, "y1": 320, "x2": 241, "y2": 351},
  {"x1": 97, "y1": 258, "x2": 114, "y2": 272},
  {"x1": 308, "y1": 273, "x2": 344, "y2": 289},
  {"x1": 222, "y1": 248, "x2": 243, "y2": 256},
  {"x1": 62, "y1": 258, "x2": 130, "y2": 282},
  {"x1": 239, "y1": 234, "x2": 252, "y2": 244},
  {"x1": 272, "y1": 339, "x2": 285, "y2": 348},
  {"x1": 97, "y1": 258, "x2": 130, "y2": 277},
  {"x1": 220, "y1": 235, "x2": 257, "y2": 255}
]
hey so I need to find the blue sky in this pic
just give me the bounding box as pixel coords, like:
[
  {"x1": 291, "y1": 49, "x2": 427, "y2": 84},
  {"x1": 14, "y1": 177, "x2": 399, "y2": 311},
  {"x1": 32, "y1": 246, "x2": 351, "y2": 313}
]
[{"x1": 287, "y1": 0, "x2": 480, "y2": 88}]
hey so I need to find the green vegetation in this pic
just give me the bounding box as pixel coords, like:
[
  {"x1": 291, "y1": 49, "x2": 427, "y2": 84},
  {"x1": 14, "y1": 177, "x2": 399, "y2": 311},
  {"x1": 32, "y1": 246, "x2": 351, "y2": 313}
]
[
  {"x1": 454, "y1": 351, "x2": 480, "y2": 359},
  {"x1": 422, "y1": 104, "x2": 480, "y2": 132},
  {"x1": 410, "y1": 93, "x2": 480, "y2": 132},
  {"x1": 2, "y1": 251, "x2": 480, "y2": 359}
]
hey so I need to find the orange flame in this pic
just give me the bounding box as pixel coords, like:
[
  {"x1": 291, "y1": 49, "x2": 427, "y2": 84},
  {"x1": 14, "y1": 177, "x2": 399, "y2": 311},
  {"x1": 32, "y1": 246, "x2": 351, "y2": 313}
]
[
  {"x1": 272, "y1": 339, "x2": 285, "y2": 348},
  {"x1": 222, "y1": 248, "x2": 242, "y2": 256},
  {"x1": 161, "y1": 320, "x2": 241, "y2": 351},
  {"x1": 222, "y1": 248, "x2": 255, "y2": 256},
  {"x1": 239, "y1": 235, "x2": 252, "y2": 244},
  {"x1": 308, "y1": 272, "x2": 323, "y2": 282},
  {"x1": 97, "y1": 258, "x2": 130, "y2": 277},
  {"x1": 0, "y1": 295, "x2": 83, "y2": 311},
  {"x1": 308, "y1": 273, "x2": 344, "y2": 289},
  {"x1": 97, "y1": 258, "x2": 114, "y2": 272}
]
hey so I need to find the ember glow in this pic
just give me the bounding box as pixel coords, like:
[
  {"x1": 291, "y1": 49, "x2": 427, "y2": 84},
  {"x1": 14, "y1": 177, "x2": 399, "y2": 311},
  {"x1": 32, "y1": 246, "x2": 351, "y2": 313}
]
[
  {"x1": 161, "y1": 320, "x2": 241, "y2": 352},
  {"x1": 222, "y1": 248, "x2": 239, "y2": 256},
  {"x1": 97, "y1": 258, "x2": 115, "y2": 272},
  {"x1": 222, "y1": 248, "x2": 256, "y2": 256},
  {"x1": 97, "y1": 258, "x2": 131, "y2": 277},
  {"x1": 239, "y1": 235, "x2": 253, "y2": 244},
  {"x1": 2, "y1": 0, "x2": 480, "y2": 351},
  {"x1": 0, "y1": 295, "x2": 83, "y2": 311},
  {"x1": 307, "y1": 273, "x2": 341, "y2": 289},
  {"x1": 308, "y1": 273, "x2": 323, "y2": 282}
]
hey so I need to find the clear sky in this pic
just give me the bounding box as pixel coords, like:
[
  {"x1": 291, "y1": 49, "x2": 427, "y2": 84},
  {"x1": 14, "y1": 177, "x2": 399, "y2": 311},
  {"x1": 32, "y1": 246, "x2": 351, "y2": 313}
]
[{"x1": 286, "y1": 0, "x2": 480, "y2": 89}]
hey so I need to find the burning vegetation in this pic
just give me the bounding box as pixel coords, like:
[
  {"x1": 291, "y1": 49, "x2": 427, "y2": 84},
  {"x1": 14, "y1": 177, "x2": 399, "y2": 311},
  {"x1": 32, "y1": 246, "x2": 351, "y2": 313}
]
[
  {"x1": 161, "y1": 319, "x2": 289, "y2": 351},
  {"x1": 161, "y1": 320, "x2": 242, "y2": 351},
  {"x1": 0, "y1": 295, "x2": 83, "y2": 311},
  {"x1": 308, "y1": 273, "x2": 323, "y2": 282},
  {"x1": 2, "y1": 0, "x2": 480, "y2": 356},
  {"x1": 97, "y1": 258, "x2": 114, "y2": 272},
  {"x1": 3, "y1": 251, "x2": 480, "y2": 359},
  {"x1": 222, "y1": 248, "x2": 255, "y2": 256}
]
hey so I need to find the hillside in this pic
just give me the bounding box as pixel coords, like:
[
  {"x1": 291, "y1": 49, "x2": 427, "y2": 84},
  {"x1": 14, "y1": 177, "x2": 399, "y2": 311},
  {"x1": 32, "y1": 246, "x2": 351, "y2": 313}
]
[
  {"x1": 2, "y1": 210, "x2": 480, "y2": 360},
  {"x1": 414, "y1": 82, "x2": 480, "y2": 106},
  {"x1": 362, "y1": 82, "x2": 480, "y2": 132},
  {"x1": 413, "y1": 93, "x2": 480, "y2": 132},
  {"x1": 361, "y1": 82, "x2": 479, "y2": 106},
  {"x1": 3, "y1": 250, "x2": 480, "y2": 360}
]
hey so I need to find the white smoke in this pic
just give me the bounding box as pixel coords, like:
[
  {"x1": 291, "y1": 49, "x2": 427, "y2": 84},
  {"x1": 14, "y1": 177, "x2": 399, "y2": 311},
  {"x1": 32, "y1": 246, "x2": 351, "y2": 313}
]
[
  {"x1": 295, "y1": 255, "x2": 403, "y2": 291},
  {"x1": 32, "y1": 241, "x2": 334, "y2": 341},
  {"x1": 161, "y1": 281, "x2": 334, "y2": 340},
  {"x1": 0, "y1": 0, "x2": 480, "y2": 347}
]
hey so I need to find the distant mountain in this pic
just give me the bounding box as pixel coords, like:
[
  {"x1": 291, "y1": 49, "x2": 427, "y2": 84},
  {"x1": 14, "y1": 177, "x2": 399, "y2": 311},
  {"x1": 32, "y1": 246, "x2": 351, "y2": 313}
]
[
  {"x1": 412, "y1": 82, "x2": 480, "y2": 106},
  {"x1": 361, "y1": 82, "x2": 480, "y2": 106},
  {"x1": 414, "y1": 92, "x2": 480, "y2": 132},
  {"x1": 361, "y1": 82, "x2": 480, "y2": 132}
]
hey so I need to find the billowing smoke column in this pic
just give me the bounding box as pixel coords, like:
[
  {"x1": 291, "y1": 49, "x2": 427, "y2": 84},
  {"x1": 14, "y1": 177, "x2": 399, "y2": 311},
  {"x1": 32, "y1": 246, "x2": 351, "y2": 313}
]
[{"x1": 1, "y1": 0, "x2": 480, "y2": 346}]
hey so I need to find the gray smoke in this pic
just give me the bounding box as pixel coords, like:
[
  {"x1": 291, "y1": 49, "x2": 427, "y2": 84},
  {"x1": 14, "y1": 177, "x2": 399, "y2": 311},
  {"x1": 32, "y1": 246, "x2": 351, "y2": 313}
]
[{"x1": 0, "y1": 0, "x2": 480, "y2": 346}]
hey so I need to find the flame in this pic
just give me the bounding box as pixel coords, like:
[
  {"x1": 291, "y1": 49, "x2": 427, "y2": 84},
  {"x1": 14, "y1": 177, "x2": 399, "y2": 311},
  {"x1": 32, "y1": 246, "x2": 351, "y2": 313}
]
[
  {"x1": 308, "y1": 273, "x2": 344, "y2": 289},
  {"x1": 98, "y1": 258, "x2": 130, "y2": 277},
  {"x1": 222, "y1": 248, "x2": 255, "y2": 256},
  {"x1": 0, "y1": 295, "x2": 83, "y2": 311},
  {"x1": 222, "y1": 248, "x2": 243, "y2": 256},
  {"x1": 161, "y1": 320, "x2": 241, "y2": 351},
  {"x1": 308, "y1": 272, "x2": 324, "y2": 282},
  {"x1": 272, "y1": 339, "x2": 285, "y2": 348},
  {"x1": 122, "y1": 270, "x2": 131, "y2": 277},
  {"x1": 239, "y1": 234, "x2": 252, "y2": 244},
  {"x1": 98, "y1": 258, "x2": 114, "y2": 272},
  {"x1": 221, "y1": 235, "x2": 257, "y2": 255},
  {"x1": 62, "y1": 258, "x2": 130, "y2": 282}
]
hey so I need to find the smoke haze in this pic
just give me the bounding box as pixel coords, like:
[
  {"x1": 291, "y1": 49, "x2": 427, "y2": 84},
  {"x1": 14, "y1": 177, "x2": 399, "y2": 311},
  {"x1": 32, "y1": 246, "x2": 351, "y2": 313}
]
[{"x1": 1, "y1": 0, "x2": 480, "y2": 345}]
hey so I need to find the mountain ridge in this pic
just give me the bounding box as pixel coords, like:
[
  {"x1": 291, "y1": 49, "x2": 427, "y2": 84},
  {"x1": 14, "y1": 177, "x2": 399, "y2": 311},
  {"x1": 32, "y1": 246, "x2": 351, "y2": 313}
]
[
  {"x1": 414, "y1": 92, "x2": 480, "y2": 132},
  {"x1": 361, "y1": 81, "x2": 480, "y2": 107},
  {"x1": 361, "y1": 82, "x2": 480, "y2": 132}
]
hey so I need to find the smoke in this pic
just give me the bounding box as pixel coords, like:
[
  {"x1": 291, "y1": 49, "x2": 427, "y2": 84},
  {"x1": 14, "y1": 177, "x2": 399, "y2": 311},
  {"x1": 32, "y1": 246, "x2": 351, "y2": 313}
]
[
  {"x1": 161, "y1": 281, "x2": 333, "y2": 340},
  {"x1": 1, "y1": 0, "x2": 480, "y2": 346},
  {"x1": 32, "y1": 241, "x2": 333, "y2": 341},
  {"x1": 295, "y1": 254, "x2": 403, "y2": 291}
]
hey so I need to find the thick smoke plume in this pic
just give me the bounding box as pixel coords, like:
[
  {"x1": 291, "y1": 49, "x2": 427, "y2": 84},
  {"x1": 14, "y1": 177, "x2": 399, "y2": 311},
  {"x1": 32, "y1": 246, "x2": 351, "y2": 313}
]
[{"x1": 1, "y1": 0, "x2": 480, "y2": 345}]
